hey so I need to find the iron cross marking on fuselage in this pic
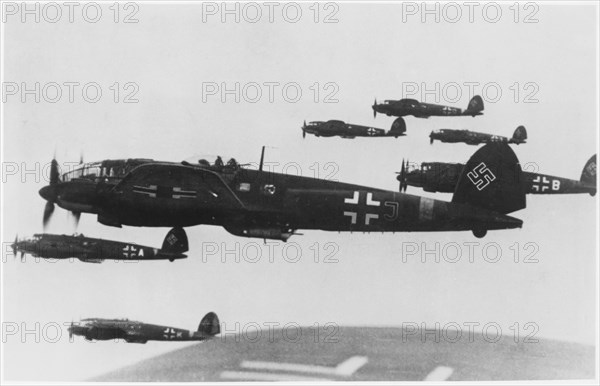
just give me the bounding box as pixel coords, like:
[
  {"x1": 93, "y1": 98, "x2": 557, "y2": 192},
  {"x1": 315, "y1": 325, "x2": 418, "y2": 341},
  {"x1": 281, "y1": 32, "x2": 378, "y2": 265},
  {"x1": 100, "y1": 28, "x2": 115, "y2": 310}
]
[
  {"x1": 163, "y1": 328, "x2": 176, "y2": 339},
  {"x1": 531, "y1": 175, "x2": 559, "y2": 192},
  {"x1": 122, "y1": 245, "x2": 137, "y2": 258},
  {"x1": 343, "y1": 191, "x2": 380, "y2": 226}
]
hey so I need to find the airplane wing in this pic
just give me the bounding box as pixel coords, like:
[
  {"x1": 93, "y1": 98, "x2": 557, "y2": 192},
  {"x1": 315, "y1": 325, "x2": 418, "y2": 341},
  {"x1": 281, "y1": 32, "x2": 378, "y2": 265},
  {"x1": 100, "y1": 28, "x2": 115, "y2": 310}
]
[
  {"x1": 124, "y1": 329, "x2": 148, "y2": 343},
  {"x1": 77, "y1": 257, "x2": 103, "y2": 264},
  {"x1": 113, "y1": 163, "x2": 246, "y2": 210}
]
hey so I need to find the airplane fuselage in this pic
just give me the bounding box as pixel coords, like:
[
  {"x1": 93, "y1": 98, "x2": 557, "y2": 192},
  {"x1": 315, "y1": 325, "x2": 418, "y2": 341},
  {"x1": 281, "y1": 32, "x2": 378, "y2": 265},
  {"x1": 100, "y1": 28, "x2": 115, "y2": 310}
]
[
  {"x1": 405, "y1": 164, "x2": 595, "y2": 195},
  {"x1": 70, "y1": 320, "x2": 205, "y2": 343},
  {"x1": 373, "y1": 100, "x2": 470, "y2": 118},
  {"x1": 303, "y1": 120, "x2": 403, "y2": 138},
  {"x1": 40, "y1": 164, "x2": 522, "y2": 240},
  {"x1": 429, "y1": 129, "x2": 519, "y2": 146},
  {"x1": 14, "y1": 234, "x2": 186, "y2": 262}
]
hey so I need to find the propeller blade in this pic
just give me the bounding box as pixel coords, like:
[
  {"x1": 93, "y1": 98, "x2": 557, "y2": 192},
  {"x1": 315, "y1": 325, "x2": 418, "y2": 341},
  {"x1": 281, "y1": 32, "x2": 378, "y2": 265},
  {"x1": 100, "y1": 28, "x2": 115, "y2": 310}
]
[
  {"x1": 43, "y1": 201, "x2": 55, "y2": 228},
  {"x1": 71, "y1": 211, "x2": 81, "y2": 227},
  {"x1": 404, "y1": 160, "x2": 409, "y2": 192},
  {"x1": 303, "y1": 130, "x2": 306, "y2": 139},
  {"x1": 69, "y1": 321, "x2": 74, "y2": 339},
  {"x1": 372, "y1": 98, "x2": 377, "y2": 118},
  {"x1": 397, "y1": 159, "x2": 409, "y2": 192},
  {"x1": 20, "y1": 251, "x2": 25, "y2": 262},
  {"x1": 398, "y1": 159, "x2": 405, "y2": 192},
  {"x1": 49, "y1": 158, "x2": 60, "y2": 185},
  {"x1": 430, "y1": 136, "x2": 434, "y2": 145},
  {"x1": 12, "y1": 235, "x2": 17, "y2": 256}
]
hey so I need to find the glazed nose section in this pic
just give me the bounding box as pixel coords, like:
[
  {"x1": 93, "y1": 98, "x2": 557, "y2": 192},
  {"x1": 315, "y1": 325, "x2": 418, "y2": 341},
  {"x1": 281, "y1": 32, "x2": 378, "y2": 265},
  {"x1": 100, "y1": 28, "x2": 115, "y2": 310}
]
[{"x1": 68, "y1": 324, "x2": 87, "y2": 338}]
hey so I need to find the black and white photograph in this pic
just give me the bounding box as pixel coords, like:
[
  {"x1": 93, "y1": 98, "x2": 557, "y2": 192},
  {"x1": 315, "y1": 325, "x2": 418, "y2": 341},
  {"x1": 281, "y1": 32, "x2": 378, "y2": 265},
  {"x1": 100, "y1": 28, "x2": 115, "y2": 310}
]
[{"x1": 1, "y1": 0, "x2": 598, "y2": 383}]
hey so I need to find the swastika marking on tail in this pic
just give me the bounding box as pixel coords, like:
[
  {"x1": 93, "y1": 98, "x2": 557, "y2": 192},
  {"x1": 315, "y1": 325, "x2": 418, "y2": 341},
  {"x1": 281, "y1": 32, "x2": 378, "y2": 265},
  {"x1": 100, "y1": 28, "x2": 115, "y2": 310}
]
[{"x1": 467, "y1": 162, "x2": 496, "y2": 191}]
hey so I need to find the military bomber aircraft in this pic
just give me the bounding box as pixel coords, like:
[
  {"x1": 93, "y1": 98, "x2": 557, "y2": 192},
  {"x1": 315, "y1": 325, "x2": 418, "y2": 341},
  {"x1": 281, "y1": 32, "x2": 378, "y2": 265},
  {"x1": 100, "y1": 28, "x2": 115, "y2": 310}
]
[
  {"x1": 372, "y1": 95, "x2": 484, "y2": 118},
  {"x1": 429, "y1": 126, "x2": 527, "y2": 145},
  {"x1": 68, "y1": 312, "x2": 220, "y2": 343},
  {"x1": 39, "y1": 144, "x2": 526, "y2": 240},
  {"x1": 12, "y1": 227, "x2": 188, "y2": 263},
  {"x1": 301, "y1": 119, "x2": 406, "y2": 139},
  {"x1": 397, "y1": 155, "x2": 596, "y2": 196}
]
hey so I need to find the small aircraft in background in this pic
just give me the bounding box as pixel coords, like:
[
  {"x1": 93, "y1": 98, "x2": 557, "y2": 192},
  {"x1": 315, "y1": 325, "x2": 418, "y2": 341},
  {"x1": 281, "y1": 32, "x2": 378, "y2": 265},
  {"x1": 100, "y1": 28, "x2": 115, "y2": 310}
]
[
  {"x1": 429, "y1": 126, "x2": 527, "y2": 145},
  {"x1": 301, "y1": 119, "x2": 406, "y2": 139},
  {"x1": 396, "y1": 155, "x2": 596, "y2": 196},
  {"x1": 372, "y1": 95, "x2": 484, "y2": 118},
  {"x1": 11, "y1": 227, "x2": 188, "y2": 263},
  {"x1": 68, "y1": 312, "x2": 220, "y2": 343}
]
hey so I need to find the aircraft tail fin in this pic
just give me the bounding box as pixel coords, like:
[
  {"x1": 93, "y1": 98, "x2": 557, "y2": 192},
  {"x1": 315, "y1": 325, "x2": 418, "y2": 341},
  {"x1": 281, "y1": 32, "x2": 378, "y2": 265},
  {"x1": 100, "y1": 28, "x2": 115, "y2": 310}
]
[
  {"x1": 388, "y1": 118, "x2": 407, "y2": 136},
  {"x1": 464, "y1": 95, "x2": 484, "y2": 115},
  {"x1": 197, "y1": 312, "x2": 220, "y2": 336},
  {"x1": 511, "y1": 125, "x2": 527, "y2": 144},
  {"x1": 580, "y1": 154, "x2": 597, "y2": 190},
  {"x1": 452, "y1": 143, "x2": 526, "y2": 214},
  {"x1": 161, "y1": 227, "x2": 188, "y2": 254}
]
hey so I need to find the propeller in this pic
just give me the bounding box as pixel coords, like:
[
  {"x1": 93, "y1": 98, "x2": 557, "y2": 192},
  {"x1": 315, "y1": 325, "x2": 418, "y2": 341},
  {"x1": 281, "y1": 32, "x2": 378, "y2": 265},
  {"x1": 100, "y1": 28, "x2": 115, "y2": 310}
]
[
  {"x1": 42, "y1": 156, "x2": 61, "y2": 229},
  {"x1": 69, "y1": 321, "x2": 74, "y2": 339},
  {"x1": 302, "y1": 120, "x2": 306, "y2": 139},
  {"x1": 372, "y1": 98, "x2": 377, "y2": 118},
  {"x1": 397, "y1": 159, "x2": 408, "y2": 193},
  {"x1": 71, "y1": 211, "x2": 81, "y2": 227},
  {"x1": 43, "y1": 201, "x2": 55, "y2": 228},
  {"x1": 11, "y1": 235, "x2": 17, "y2": 256},
  {"x1": 49, "y1": 158, "x2": 60, "y2": 185}
]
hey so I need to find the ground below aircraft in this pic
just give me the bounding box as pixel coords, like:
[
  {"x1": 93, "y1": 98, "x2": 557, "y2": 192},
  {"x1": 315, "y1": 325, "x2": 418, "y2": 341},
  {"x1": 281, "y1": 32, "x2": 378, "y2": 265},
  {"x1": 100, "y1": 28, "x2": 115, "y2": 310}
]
[
  {"x1": 69, "y1": 312, "x2": 220, "y2": 343},
  {"x1": 39, "y1": 144, "x2": 526, "y2": 240},
  {"x1": 92, "y1": 326, "x2": 595, "y2": 382},
  {"x1": 429, "y1": 126, "x2": 527, "y2": 145},
  {"x1": 372, "y1": 95, "x2": 483, "y2": 118},
  {"x1": 301, "y1": 119, "x2": 406, "y2": 138},
  {"x1": 12, "y1": 228, "x2": 188, "y2": 263},
  {"x1": 396, "y1": 155, "x2": 596, "y2": 196}
]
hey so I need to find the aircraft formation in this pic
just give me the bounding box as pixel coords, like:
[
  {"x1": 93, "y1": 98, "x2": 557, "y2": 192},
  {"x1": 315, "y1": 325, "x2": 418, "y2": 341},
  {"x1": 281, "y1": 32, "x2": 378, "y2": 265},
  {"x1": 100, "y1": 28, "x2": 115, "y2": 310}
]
[
  {"x1": 12, "y1": 92, "x2": 596, "y2": 345},
  {"x1": 303, "y1": 95, "x2": 487, "y2": 141}
]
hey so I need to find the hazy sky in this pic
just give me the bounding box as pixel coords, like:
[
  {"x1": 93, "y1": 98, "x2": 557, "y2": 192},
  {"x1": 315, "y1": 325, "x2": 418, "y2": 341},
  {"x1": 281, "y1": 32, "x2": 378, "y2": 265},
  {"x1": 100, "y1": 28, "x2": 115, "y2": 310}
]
[{"x1": 2, "y1": 2, "x2": 598, "y2": 381}]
